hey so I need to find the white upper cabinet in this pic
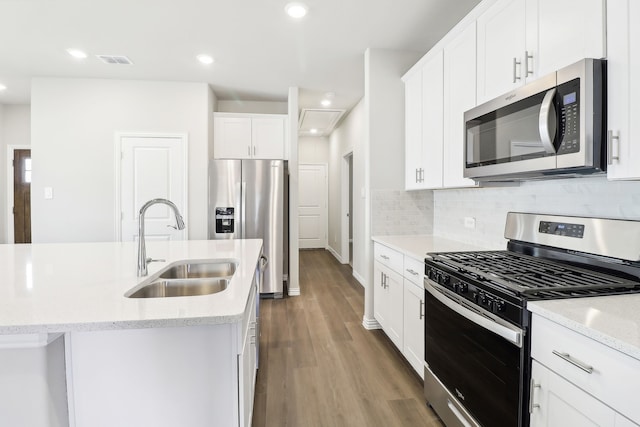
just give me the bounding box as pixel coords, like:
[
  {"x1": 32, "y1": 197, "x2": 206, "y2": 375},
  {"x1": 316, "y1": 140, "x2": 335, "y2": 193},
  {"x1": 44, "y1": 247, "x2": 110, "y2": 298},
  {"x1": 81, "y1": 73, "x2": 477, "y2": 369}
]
[
  {"x1": 607, "y1": 0, "x2": 640, "y2": 180},
  {"x1": 404, "y1": 51, "x2": 444, "y2": 190},
  {"x1": 404, "y1": 69, "x2": 425, "y2": 190},
  {"x1": 477, "y1": 0, "x2": 606, "y2": 104},
  {"x1": 443, "y1": 23, "x2": 478, "y2": 188},
  {"x1": 214, "y1": 113, "x2": 287, "y2": 160},
  {"x1": 477, "y1": 0, "x2": 527, "y2": 103},
  {"x1": 421, "y1": 50, "x2": 445, "y2": 188}
]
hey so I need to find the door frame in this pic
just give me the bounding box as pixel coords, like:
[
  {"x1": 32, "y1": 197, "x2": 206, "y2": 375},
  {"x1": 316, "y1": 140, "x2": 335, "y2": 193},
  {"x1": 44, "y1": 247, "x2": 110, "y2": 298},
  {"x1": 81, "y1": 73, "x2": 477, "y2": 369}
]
[
  {"x1": 340, "y1": 151, "x2": 353, "y2": 265},
  {"x1": 113, "y1": 132, "x2": 189, "y2": 241},
  {"x1": 6, "y1": 144, "x2": 31, "y2": 244}
]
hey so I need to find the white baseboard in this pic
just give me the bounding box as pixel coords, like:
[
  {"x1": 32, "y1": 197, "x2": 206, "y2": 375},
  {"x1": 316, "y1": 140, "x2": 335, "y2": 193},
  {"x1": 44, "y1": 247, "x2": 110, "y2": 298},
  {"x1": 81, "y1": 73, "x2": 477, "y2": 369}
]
[
  {"x1": 288, "y1": 287, "x2": 301, "y2": 297},
  {"x1": 362, "y1": 316, "x2": 381, "y2": 330},
  {"x1": 352, "y1": 270, "x2": 365, "y2": 287},
  {"x1": 326, "y1": 245, "x2": 344, "y2": 263}
]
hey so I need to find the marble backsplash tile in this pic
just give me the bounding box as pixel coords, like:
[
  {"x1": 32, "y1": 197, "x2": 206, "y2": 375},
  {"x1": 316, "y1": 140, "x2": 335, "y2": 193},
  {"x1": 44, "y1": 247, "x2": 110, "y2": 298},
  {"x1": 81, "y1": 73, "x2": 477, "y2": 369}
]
[
  {"x1": 371, "y1": 189, "x2": 434, "y2": 236},
  {"x1": 433, "y1": 176, "x2": 640, "y2": 249}
]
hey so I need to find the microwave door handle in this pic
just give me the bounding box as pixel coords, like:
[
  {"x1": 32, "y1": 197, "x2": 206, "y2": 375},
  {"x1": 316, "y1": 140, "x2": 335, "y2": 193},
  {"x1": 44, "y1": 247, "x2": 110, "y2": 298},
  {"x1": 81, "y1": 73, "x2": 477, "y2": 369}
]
[{"x1": 539, "y1": 88, "x2": 558, "y2": 154}]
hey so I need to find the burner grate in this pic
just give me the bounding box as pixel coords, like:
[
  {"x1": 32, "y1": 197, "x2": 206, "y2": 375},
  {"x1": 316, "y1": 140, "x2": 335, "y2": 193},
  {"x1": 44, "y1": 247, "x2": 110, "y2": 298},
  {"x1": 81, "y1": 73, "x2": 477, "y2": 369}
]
[{"x1": 432, "y1": 251, "x2": 640, "y2": 297}]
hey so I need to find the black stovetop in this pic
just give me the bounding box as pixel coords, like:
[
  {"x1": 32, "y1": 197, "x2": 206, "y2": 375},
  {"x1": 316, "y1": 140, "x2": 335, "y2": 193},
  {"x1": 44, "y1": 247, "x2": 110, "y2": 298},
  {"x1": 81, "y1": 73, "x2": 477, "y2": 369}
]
[{"x1": 427, "y1": 250, "x2": 640, "y2": 300}]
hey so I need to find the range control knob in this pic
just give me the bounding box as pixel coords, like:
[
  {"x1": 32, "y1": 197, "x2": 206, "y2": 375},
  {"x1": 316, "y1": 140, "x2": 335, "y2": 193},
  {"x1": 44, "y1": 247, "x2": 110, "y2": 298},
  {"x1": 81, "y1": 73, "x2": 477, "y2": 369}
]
[
  {"x1": 440, "y1": 275, "x2": 450, "y2": 286},
  {"x1": 495, "y1": 300, "x2": 506, "y2": 313},
  {"x1": 459, "y1": 283, "x2": 469, "y2": 294}
]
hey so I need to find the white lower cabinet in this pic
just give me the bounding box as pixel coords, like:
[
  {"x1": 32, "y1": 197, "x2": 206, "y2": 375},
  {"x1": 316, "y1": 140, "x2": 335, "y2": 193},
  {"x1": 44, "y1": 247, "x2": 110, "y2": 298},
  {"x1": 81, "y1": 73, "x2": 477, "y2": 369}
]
[
  {"x1": 530, "y1": 314, "x2": 640, "y2": 427},
  {"x1": 373, "y1": 260, "x2": 403, "y2": 350},
  {"x1": 373, "y1": 242, "x2": 426, "y2": 378},
  {"x1": 68, "y1": 283, "x2": 259, "y2": 427}
]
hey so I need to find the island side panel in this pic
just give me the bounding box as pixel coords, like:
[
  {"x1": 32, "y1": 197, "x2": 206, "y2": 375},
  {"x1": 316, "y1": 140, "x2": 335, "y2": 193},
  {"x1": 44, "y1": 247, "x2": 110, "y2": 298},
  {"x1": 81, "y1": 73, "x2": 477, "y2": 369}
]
[{"x1": 67, "y1": 324, "x2": 238, "y2": 427}]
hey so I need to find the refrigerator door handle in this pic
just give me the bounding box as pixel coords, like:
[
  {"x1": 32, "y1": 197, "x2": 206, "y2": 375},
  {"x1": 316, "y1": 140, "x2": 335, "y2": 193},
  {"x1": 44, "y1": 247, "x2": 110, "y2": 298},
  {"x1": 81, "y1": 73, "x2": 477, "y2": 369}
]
[{"x1": 241, "y1": 181, "x2": 247, "y2": 239}]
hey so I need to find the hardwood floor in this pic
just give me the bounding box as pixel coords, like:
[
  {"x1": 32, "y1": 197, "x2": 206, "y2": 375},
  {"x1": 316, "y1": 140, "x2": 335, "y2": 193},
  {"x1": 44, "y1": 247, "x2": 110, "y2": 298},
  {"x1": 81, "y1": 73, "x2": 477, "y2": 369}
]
[{"x1": 252, "y1": 249, "x2": 443, "y2": 427}]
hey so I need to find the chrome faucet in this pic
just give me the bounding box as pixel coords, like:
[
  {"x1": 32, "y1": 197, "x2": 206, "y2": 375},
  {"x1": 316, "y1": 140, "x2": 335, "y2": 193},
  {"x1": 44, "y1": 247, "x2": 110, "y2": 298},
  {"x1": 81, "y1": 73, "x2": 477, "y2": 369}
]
[{"x1": 137, "y1": 198, "x2": 186, "y2": 277}]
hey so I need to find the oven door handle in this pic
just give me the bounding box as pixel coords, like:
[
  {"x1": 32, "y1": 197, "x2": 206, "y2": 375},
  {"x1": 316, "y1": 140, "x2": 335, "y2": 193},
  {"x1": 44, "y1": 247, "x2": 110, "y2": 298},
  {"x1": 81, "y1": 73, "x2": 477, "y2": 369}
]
[{"x1": 425, "y1": 280, "x2": 523, "y2": 348}]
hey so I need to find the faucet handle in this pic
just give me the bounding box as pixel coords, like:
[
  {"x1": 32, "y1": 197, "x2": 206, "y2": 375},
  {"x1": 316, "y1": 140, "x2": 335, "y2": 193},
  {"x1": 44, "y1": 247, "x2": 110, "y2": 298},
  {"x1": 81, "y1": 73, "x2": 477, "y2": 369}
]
[
  {"x1": 146, "y1": 257, "x2": 166, "y2": 265},
  {"x1": 167, "y1": 225, "x2": 178, "y2": 230}
]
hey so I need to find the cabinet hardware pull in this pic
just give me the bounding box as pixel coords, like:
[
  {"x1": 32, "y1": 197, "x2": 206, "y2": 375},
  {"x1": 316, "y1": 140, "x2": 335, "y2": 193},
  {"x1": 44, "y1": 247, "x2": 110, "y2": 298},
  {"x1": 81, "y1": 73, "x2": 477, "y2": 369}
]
[
  {"x1": 552, "y1": 350, "x2": 594, "y2": 374},
  {"x1": 513, "y1": 57, "x2": 522, "y2": 83},
  {"x1": 528, "y1": 378, "x2": 541, "y2": 413},
  {"x1": 419, "y1": 168, "x2": 424, "y2": 183},
  {"x1": 416, "y1": 168, "x2": 419, "y2": 183},
  {"x1": 525, "y1": 51, "x2": 534, "y2": 76},
  {"x1": 381, "y1": 272, "x2": 384, "y2": 287},
  {"x1": 380, "y1": 255, "x2": 390, "y2": 260},
  {"x1": 608, "y1": 130, "x2": 620, "y2": 165},
  {"x1": 248, "y1": 146, "x2": 251, "y2": 156},
  {"x1": 406, "y1": 269, "x2": 419, "y2": 276},
  {"x1": 253, "y1": 146, "x2": 256, "y2": 156},
  {"x1": 419, "y1": 300, "x2": 424, "y2": 319}
]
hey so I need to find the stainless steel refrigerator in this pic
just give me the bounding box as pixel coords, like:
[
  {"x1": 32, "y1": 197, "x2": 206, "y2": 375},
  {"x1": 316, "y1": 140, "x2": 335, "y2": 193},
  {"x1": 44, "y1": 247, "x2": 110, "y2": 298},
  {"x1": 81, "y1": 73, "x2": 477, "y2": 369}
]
[{"x1": 208, "y1": 159, "x2": 287, "y2": 298}]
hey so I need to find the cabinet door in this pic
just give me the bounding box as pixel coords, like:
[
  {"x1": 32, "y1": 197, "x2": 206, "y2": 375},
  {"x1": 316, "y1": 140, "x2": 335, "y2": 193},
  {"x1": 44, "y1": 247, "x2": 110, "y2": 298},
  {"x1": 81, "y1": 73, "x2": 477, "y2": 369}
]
[
  {"x1": 421, "y1": 50, "x2": 444, "y2": 189},
  {"x1": 251, "y1": 117, "x2": 285, "y2": 159},
  {"x1": 531, "y1": 0, "x2": 605, "y2": 78},
  {"x1": 404, "y1": 70, "x2": 424, "y2": 190},
  {"x1": 373, "y1": 261, "x2": 388, "y2": 330},
  {"x1": 385, "y1": 266, "x2": 404, "y2": 351},
  {"x1": 607, "y1": 0, "x2": 640, "y2": 180},
  {"x1": 530, "y1": 360, "x2": 616, "y2": 427},
  {"x1": 443, "y1": 22, "x2": 477, "y2": 189},
  {"x1": 214, "y1": 117, "x2": 252, "y2": 159},
  {"x1": 403, "y1": 280, "x2": 424, "y2": 378},
  {"x1": 477, "y1": 0, "x2": 527, "y2": 103}
]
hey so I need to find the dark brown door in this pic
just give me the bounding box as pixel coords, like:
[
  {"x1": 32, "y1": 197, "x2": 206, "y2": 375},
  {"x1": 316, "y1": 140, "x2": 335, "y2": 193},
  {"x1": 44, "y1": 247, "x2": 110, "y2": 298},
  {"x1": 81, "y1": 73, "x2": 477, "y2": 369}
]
[{"x1": 13, "y1": 149, "x2": 31, "y2": 243}]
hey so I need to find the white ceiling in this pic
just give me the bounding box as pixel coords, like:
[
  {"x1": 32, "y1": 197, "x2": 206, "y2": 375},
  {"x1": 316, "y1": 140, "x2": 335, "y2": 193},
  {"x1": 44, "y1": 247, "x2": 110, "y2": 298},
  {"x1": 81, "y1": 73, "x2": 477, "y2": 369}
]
[{"x1": 0, "y1": 0, "x2": 481, "y2": 113}]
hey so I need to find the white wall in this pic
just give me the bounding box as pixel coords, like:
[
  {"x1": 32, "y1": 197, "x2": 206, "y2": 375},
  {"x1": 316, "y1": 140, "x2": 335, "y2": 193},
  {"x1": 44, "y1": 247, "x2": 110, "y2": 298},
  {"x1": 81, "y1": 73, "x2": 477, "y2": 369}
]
[
  {"x1": 31, "y1": 78, "x2": 211, "y2": 243},
  {"x1": 328, "y1": 100, "x2": 363, "y2": 264},
  {"x1": 216, "y1": 100, "x2": 287, "y2": 114},
  {"x1": 434, "y1": 176, "x2": 640, "y2": 248},
  {"x1": 288, "y1": 87, "x2": 300, "y2": 296},
  {"x1": 1, "y1": 104, "x2": 31, "y2": 243},
  {"x1": 362, "y1": 48, "x2": 422, "y2": 329},
  {"x1": 298, "y1": 136, "x2": 329, "y2": 164}
]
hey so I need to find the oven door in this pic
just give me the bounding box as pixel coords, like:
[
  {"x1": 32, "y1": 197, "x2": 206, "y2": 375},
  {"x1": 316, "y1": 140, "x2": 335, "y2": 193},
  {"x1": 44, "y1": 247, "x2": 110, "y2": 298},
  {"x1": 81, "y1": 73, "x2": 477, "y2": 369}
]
[{"x1": 424, "y1": 279, "x2": 525, "y2": 427}]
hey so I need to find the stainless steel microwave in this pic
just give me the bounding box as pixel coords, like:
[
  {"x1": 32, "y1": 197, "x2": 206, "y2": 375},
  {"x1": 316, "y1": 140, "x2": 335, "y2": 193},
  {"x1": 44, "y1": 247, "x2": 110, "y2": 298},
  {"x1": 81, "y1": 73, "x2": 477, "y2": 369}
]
[{"x1": 464, "y1": 58, "x2": 606, "y2": 181}]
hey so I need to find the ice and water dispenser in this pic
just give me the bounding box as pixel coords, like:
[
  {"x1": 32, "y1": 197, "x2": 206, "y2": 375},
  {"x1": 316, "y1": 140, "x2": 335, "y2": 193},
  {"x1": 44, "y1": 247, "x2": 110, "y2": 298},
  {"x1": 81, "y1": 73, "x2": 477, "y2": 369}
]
[{"x1": 215, "y1": 207, "x2": 235, "y2": 234}]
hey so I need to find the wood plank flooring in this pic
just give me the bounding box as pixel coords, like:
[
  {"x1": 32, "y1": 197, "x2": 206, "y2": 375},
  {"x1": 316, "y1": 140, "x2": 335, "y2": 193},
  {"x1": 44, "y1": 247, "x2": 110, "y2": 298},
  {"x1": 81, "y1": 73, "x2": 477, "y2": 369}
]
[{"x1": 252, "y1": 249, "x2": 443, "y2": 427}]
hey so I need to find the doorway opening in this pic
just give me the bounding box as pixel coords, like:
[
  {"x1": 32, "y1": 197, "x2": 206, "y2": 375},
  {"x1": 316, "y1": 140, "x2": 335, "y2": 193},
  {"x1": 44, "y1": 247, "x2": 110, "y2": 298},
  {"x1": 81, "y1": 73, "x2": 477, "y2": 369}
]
[
  {"x1": 341, "y1": 152, "x2": 353, "y2": 266},
  {"x1": 6, "y1": 146, "x2": 31, "y2": 244}
]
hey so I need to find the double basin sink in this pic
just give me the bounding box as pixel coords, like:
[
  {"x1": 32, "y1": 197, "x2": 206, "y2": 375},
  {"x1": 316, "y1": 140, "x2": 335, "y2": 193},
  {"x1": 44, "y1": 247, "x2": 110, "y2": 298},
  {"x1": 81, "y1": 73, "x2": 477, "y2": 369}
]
[{"x1": 125, "y1": 260, "x2": 237, "y2": 298}]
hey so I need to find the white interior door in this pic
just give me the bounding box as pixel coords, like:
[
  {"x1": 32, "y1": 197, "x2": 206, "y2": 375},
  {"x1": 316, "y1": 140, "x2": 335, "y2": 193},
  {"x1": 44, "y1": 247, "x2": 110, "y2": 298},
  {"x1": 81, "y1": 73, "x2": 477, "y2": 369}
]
[
  {"x1": 298, "y1": 163, "x2": 327, "y2": 249},
  {"x1": 118, "y1": 134, "x2": 187, "y2": 242}
]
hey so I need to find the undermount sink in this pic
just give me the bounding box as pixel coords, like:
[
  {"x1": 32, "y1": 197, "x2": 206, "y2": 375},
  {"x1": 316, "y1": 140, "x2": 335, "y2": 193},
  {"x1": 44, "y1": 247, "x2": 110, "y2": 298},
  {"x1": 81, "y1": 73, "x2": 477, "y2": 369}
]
[{"x1": 125, "y1": 260, "x2": 237, "y2": 298}]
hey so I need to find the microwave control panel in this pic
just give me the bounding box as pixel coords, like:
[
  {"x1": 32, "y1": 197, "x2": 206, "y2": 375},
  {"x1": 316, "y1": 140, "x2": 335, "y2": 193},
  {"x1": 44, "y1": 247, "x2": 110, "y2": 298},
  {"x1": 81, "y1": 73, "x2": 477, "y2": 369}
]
[{"x1": 557, "y1": 78, "x2": 581, "y2": 155}]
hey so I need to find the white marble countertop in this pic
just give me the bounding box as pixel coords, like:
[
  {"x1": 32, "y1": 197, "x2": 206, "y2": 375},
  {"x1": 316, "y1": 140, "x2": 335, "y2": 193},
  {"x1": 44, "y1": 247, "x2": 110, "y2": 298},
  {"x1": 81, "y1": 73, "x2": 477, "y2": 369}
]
[
  {"x1": 0, "y1": 239, "x2": 263, "y2": 334},
  {"x1": 371, "y1": 234, "x2": 493, "y2": 261},
  {"x1": 528, "y1": 295, "x2": 640, "y2": 361}
]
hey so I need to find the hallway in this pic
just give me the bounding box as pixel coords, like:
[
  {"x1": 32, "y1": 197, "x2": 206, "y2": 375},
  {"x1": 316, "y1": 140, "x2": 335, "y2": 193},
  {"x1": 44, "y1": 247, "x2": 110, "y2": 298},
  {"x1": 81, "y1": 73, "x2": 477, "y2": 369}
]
[{"x1": 252, "y1": 249, "x2": 442, "y2": 427}]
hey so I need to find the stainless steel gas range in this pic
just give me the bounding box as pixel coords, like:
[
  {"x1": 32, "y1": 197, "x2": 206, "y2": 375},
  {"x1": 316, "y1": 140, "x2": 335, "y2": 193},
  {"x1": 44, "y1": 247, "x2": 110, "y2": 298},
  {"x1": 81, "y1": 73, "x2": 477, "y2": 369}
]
[{"x1": 423, "y1": 212, "x2": 640, "y2": 427}]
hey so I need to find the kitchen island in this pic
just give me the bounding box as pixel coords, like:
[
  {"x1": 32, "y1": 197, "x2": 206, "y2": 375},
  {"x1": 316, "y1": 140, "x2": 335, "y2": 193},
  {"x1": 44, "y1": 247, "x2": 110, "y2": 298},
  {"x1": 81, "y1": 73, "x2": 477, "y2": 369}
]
[{"x1": 0, "y1": 239, "x2": 263, "y2": 427}]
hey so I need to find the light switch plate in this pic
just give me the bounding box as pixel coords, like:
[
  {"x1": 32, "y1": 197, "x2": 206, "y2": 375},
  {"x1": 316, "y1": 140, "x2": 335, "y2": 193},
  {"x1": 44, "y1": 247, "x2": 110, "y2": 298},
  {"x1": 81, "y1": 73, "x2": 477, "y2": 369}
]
[
  {"x1": 464, "y1": 217, "x2": 476, "y2": 229},
  {"x1": 44, "y1": 187, "x2": 53, "y2": 200}
]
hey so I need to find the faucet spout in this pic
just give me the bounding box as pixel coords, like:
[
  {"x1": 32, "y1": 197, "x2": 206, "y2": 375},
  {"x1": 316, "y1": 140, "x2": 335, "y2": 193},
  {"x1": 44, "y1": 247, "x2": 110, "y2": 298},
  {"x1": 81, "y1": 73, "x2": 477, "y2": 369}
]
[{"x1": 137, "y1": 198, "x2": 186, "y2": 277}]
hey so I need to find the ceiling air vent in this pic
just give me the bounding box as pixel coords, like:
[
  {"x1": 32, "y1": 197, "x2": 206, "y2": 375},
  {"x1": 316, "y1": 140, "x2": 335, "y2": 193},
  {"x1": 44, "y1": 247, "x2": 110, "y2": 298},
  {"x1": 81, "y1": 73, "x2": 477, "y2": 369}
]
[
  {"x1": 298, "y1": 108, "x2": 346, "y2": 137},
  {"x1": 96, "y1": 55, "x2": 133, "y2": 65}
]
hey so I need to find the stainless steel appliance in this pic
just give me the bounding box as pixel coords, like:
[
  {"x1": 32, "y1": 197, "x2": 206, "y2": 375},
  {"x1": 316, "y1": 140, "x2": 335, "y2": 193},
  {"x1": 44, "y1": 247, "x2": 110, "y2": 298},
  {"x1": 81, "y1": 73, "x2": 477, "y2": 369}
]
[
  {"x1": 424, "y1": 212, "x2": 640, "y2": 427},
  {"x1": 209, "y1": 159, "x2": 286, "y2": 298},
  {"x1": 464, "y1": 58, "x2": 606, "y2": 181}
]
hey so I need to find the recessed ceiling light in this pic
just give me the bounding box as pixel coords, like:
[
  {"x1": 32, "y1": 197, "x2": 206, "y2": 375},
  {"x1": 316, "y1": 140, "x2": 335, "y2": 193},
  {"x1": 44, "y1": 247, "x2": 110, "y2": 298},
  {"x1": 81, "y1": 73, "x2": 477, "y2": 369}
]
[
  {"x1": 285, "y1": 2, "x2": 308, "y2": 18},
  {"x1": 0, "y1": 84, "x2": 6, "y2": 91},
  {"x1": 197, "y1": 54, "x2": 215, "y2": 65},
  {"x1": 321, "y1": 99, "x2": 331, "y2": 107},
  {"x1": 67, "y1": 48, "x2": 88, "y2": 59},
  {"x1": 310, "y1": 128, "x2": 318, "y2": 134}
]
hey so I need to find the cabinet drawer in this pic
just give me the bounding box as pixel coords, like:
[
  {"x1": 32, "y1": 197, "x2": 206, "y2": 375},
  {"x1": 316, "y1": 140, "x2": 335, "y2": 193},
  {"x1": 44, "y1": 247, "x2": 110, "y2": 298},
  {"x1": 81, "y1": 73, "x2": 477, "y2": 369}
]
[
  {"x1": 373, "y1": 243, "x2": 403, "y2": 274},
  {"x1": 531, "y1": 314, "x2": 640, "y2": 423},
  {"x1": 403, "y1": 256, "x2": 424, "y2": 285}
]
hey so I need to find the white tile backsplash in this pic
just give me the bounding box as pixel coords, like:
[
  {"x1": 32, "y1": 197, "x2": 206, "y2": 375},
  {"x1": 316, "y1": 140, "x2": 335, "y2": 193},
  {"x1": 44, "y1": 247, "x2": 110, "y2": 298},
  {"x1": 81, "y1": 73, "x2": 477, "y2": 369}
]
[
  {"x1": 434, "y1": 176, "x2": 640, "y2": 248},
  {"x1": 371, "y1": 189, "x2": 433, "y2": 236}
]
